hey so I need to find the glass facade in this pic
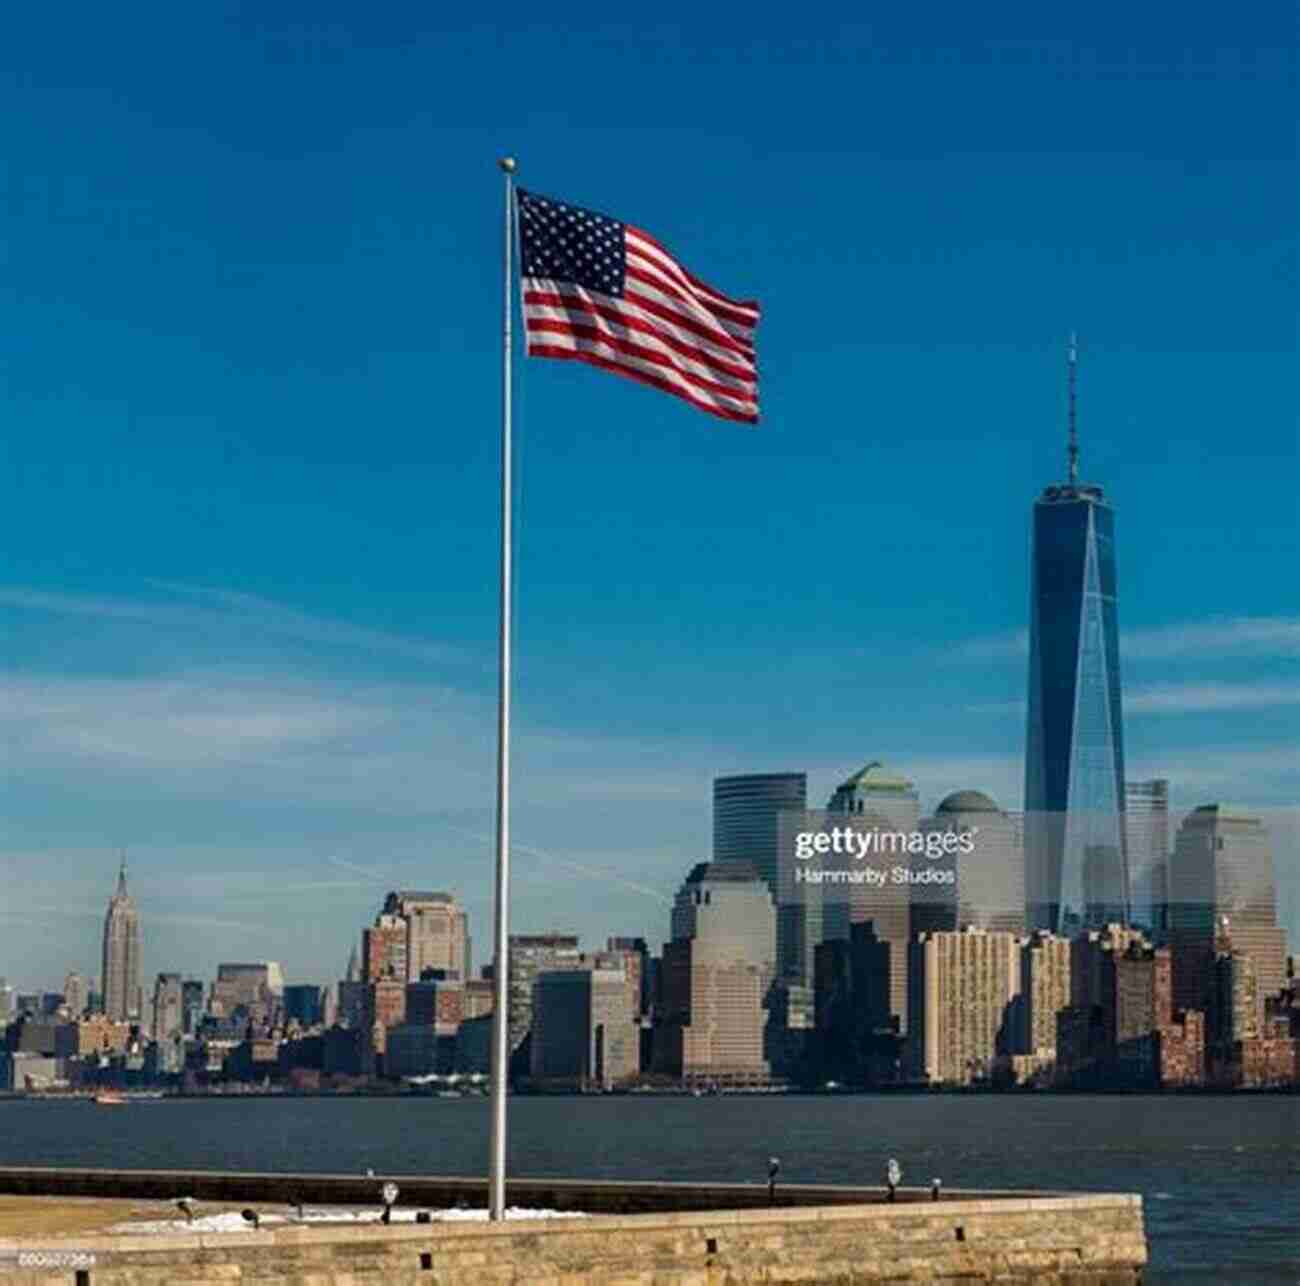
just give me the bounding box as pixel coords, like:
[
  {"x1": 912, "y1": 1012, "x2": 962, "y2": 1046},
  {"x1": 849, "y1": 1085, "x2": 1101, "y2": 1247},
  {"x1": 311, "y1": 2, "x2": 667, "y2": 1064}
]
[{"x1": 1025, "y1": 485, "x2": 1130, "y2": 933}]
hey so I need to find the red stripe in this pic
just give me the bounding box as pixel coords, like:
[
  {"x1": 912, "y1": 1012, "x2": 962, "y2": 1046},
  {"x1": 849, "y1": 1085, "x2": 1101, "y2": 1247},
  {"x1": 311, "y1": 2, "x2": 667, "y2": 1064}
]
[
  {"x1": 619, "y1": 274, "x2": 756, "y2": 359},
  {"x1": 625, "y1": 231, "x2": 761, "y2": 330},
  {"x1": 627, "y1": 226, "x2": 760, "y2": 314},
  {"x1": 526, "y1": 279, "x2": 753, "y2": 361},
  {"x1": 525, "y1": 319, "x2": 756, "y2": 401},
  {"x1": 523, "y1": 290, "x2": 757, "y2": 381},
  {"x1": 528, "y1": 344, "x2": 759, "y2": 424},
  {"x1": 623, "y1": 262, "x2": 757, "y2": 352}
]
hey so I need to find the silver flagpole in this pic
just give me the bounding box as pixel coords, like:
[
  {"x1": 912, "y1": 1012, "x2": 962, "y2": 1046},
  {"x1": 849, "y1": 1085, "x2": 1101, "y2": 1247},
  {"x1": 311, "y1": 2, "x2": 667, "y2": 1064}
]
[{"x1": 488, "y1": 155, "x2": 516, "y2": 1222}]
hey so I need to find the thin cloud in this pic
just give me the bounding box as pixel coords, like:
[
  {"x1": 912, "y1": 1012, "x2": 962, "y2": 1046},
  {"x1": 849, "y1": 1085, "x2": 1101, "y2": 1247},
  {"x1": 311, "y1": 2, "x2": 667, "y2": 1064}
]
[
  {"x1": 953, "y1": 616, "x2": 1300, "y2": 663},
  {"x1": 966, "y1": 682, "x2": 1300, "y2": 717},
  {"x1": 0, "y1": 583, "x2": 467, "y2": 668}
]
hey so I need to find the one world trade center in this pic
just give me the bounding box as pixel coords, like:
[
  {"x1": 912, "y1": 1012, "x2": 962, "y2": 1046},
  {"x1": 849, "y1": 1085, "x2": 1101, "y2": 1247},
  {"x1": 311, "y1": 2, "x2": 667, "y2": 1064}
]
[{"x1": 1024, "y1": 338, "x2": 1130, "y2": 933}]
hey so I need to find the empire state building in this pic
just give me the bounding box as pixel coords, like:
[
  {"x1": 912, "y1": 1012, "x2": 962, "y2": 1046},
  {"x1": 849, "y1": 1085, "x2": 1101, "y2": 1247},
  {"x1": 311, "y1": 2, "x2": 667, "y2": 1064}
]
[{"x1": 101, "y1": 857, "x2": 142, "y2": 1022}]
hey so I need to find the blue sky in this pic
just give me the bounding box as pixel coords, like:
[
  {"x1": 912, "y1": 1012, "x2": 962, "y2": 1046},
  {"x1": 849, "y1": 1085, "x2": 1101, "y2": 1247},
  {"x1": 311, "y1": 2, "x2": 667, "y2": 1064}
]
[{"x1": 2, "y1": 5, "x2": 1296, "y2": 990}]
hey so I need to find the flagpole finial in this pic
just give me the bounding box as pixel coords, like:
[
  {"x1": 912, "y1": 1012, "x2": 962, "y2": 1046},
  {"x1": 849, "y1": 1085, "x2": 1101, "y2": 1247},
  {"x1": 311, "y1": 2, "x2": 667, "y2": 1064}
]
[{"x1": 499, "y1": 157, "x2": 516, "y2": 173}]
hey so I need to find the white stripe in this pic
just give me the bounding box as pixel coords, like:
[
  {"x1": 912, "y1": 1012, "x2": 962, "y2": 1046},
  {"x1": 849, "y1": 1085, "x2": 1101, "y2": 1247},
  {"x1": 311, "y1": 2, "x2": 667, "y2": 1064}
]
[
  {"x1": 524, "y1": 301, "x2": 758, "y2": 396},
  {"x1": 521, "y1": 278, "x2": 757, "y2": 376},
  {"x1": 625, "y1": 229, "x2": 760, "y2": 322},
  {"x1": 620, "y1": 275, "x2": 756, "y2": 361},
  {"x1": 624, "y1": 244, "x2": 757, "y2": 348},
  {"x1": 529, "y1": 331, "x2": 758, "y2": 416}
]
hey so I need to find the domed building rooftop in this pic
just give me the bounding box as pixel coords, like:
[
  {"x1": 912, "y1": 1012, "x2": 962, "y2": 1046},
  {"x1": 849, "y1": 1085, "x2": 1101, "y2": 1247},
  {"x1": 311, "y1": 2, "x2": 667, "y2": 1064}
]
[
  {"x1": 836, "y1": 760, "x2": 915, "y2": 793},
  {"x1": 934, "y1": 789, "x2": 1000, "y2": 815}
]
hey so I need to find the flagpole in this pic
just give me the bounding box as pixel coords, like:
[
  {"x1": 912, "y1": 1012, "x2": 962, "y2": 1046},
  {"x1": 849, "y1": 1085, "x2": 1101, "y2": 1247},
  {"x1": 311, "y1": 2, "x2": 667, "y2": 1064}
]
[{"x1": 488, "y1": 155, "x2": 516, "y2": 1223}]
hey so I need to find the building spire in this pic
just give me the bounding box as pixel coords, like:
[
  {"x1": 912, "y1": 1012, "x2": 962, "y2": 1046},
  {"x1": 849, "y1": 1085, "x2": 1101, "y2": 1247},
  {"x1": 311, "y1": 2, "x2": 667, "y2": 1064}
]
[
  {"x1": 1066, "y1": 332, "x2": 1079, "y2": 485},
  {"x1": 116, "y1": 852, "x2": 128, "y2": 896}
]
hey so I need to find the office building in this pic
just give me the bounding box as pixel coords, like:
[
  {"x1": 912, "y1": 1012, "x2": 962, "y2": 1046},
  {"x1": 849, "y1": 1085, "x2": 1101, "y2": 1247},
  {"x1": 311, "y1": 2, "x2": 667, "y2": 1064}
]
[
  {"x1": 507, "y1": 934, "x2": 582, "y2": 1054},
  {"x1": 654, "y1": 862, "x2": 775, "y2": 1084},
  {"x1": 383, "y1": 891, "x2": 471, "y2": 983},
  {"x1": 58, "y1": 972, "x2": 87, "y2": 1019},
  {"x1": 530, "y1": 966, "x2": 638, "y2": 1089},
  {"x1": 714, "y1": 772, "x2": 809, "y2": 984},
  {"x1": 926, "y1": 790, "x2": 1025, "y2": 934},
  {"x1": 823, "y1": 762, "x2": 919, "y2": 1031},
  {"x1": 362, "y1": 914, "x2": 408, "y2": 983},
  {"x1": 1126, "y1": 780, "x2": 1170, "y2": 938},
  {"x1": 1024, "y1": 341, "x2": 1130, "y2": 933},
  {"x1": 1168, "y1": 806, "x2": 1286, "y2": 1011},
  {"x1": 151, "y1": 973, "x2": 184, "y2": 1043},
  {"x1": 283, "y1": 984, "x2": 326, "y2": 1028},
  {"x1": 101, "y1": 858, "x2": 142, "y2": 1023}
]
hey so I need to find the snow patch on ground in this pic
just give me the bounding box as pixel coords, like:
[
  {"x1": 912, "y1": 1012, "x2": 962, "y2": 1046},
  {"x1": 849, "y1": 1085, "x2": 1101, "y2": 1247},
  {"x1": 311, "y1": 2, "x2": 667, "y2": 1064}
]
[{"x1": 110, "y1": 1207, "x2": 587, "y2": 1234}]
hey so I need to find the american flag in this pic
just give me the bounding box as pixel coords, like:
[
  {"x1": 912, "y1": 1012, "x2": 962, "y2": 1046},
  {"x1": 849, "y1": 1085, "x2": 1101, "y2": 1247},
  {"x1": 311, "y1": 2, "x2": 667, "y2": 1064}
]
[{"x1": 517, "y1": 189, "x2": 760, "y2": 424}]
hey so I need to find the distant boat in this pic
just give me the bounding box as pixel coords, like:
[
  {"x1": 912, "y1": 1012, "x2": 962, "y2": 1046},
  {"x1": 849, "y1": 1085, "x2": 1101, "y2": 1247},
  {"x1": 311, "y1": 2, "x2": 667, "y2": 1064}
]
[{"x1": 94, "y1": 1092, "x2": 126, "y2": 1106}]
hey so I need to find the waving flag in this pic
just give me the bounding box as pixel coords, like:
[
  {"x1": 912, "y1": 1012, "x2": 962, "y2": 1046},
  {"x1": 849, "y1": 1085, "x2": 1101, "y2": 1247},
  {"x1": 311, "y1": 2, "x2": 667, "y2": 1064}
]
[{"x1": 517, "y1": 189, "x2": 760, "y2": 424}]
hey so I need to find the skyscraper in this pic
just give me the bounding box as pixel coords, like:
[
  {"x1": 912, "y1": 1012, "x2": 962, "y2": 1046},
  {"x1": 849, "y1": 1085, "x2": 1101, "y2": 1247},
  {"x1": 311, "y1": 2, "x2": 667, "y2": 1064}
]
[
  {"x1": 1168, "y1": 805, "x2": 1286, "y2": 1011},
  {"x1": 101, "y1": 857, "x2": 141, "y2": 1023},
  {"x1": 824, "y1": 762, "x2": 919, "y2": 1031},
  {"x1": 713, "y1": 772, "x2": 808, "y2": 984},
  {"x1": 654, "y1": 861, "x2": 775, "y2": 1085},
  {"x1": 1126, "y1": 780, "x2": 1170, "y2": 937},
  {"x1": 382, "y1": 891, "x2": 471, "y2": 982},
  {"x1": 1025, "y1": 339, "x2": 1129, "y2": 934}
]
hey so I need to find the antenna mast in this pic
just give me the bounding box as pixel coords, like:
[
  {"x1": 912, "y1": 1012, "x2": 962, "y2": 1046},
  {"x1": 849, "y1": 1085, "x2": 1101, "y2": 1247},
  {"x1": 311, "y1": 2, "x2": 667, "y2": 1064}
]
[{"x1": 1067, "y1": 332, "x2": 1079, "y2": 485}]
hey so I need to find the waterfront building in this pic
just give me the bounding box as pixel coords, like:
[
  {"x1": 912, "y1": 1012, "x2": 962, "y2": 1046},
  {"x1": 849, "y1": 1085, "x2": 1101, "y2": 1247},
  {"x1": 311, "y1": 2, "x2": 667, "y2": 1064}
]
[
  {"x1": 101, "y1": 858, "x2": 142, "y2": 1023},
  {"x1": 362, "y1": 913, "x2": 408, "y2": 983},
  {"x1": 283, "y1": 984, "x2": 326, "y2": 1027},
  {"x1": 1125, "y1": 780, "x2": 1170, "y2": 938},
  {"x1": 383, "y1": 890, "x2": 471, "y2": 982},
  {"x1": 813, "y1": 922, "x2": 900, "y2": 1085},
  {"x1": 506, "y1": 933, "x2": 582, "y2": 1054},
  {"x1": 1024, "y1": 341, "x2": 1129, "y2": 934},
  {"x1": 924, "y1": 790, "x2": 1026, "y2": 935},
  {"x1": 210, "y1": 962, "x2": 284, "y2": 1023},
  {"x1": 1019, "y1": 931, "x2": 1071, "y2": 1062},
  {"x1": 654, "y1": 861, "x2": 775, "y2": 1085},
  {"x1": 151, "y1": 973, "x2": 184, "y2": 1043},
  {"x1": 530, "y1": 965, "x2": 638, "y2": 1089},
  {"x1": 823, "y1": 762, "x2": 920, "y2": 1032},
  {"x1": 713, "y1": 772, "x2": 809, "y2": 984},
  {"x1": 62, "y1": 971, "x2": 88, "y2": 1019},
  {"x1": 1168, "y1": 805, "x2": 1286, "y2": 1012},
  {"x1": 908, "y1": 928, "x2": 1022, "y2": 1085}
]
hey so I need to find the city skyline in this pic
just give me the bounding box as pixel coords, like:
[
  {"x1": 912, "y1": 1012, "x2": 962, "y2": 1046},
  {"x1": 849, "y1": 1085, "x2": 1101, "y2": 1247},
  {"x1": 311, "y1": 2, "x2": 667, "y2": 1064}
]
[{"x1": 2, "y1": 9, "x2": 1296, "y2": 988}]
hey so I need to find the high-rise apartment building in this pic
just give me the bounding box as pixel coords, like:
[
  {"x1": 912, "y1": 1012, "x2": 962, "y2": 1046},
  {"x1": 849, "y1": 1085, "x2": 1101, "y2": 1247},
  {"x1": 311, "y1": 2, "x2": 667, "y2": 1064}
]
[
  {"x1": 1126, "y1": 780, "x2": 1170, "y2": 937},
  {"x1": 654, "y1": 861, "x2": 775, "y2": 1085},
  {"x1": 908, "y1": 928, "x2": 1022, "y2": 1085},
  {"x1": 713, "y1": 772, "x2": 808, "y2": 984},
  {"x1": 1020, "y1": 932, "x2": 1071, "y2": 1060},
  {"x1": 1168, "y1": 806, "x2": 1286, "y2": 1012},
  {"x1": 1024, "y1": 341, "x2": 1129, "y2": 934},
  {"x1": 101, "y1": 858, "x2": 142, "y2": 1023}
]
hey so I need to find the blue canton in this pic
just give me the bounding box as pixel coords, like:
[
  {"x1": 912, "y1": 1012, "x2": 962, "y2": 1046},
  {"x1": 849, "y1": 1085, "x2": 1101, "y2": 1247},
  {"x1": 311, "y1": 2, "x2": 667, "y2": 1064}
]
[{"x1": 518, "y1": 189, "x2": 626, "y2": 297}]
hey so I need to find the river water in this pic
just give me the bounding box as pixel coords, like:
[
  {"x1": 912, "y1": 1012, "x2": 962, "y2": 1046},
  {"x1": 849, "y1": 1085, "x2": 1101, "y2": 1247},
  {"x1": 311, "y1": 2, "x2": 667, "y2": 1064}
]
[{"x1": 1, "y1": 1094, "x2": 1295, "y2": 1283}]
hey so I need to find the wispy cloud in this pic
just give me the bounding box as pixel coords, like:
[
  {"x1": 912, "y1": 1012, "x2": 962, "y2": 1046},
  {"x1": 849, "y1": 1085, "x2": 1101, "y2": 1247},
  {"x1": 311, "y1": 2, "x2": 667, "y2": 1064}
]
[
  {"x1": 0, "y1": 583, "x2": 468, "y2": 668},
  {"x1": 953, "y1": 616, "x2": 1300, "y2": 664},
  {"x1": 1126, "y1": 682, "x2": 1300, "y2": 714},
  {"x1": 1122, "y1": 617, "x2": 1300, "y2": 661},
  {"x1": 966, "y1": 682, "x2": 1300, "y2": 717}
]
